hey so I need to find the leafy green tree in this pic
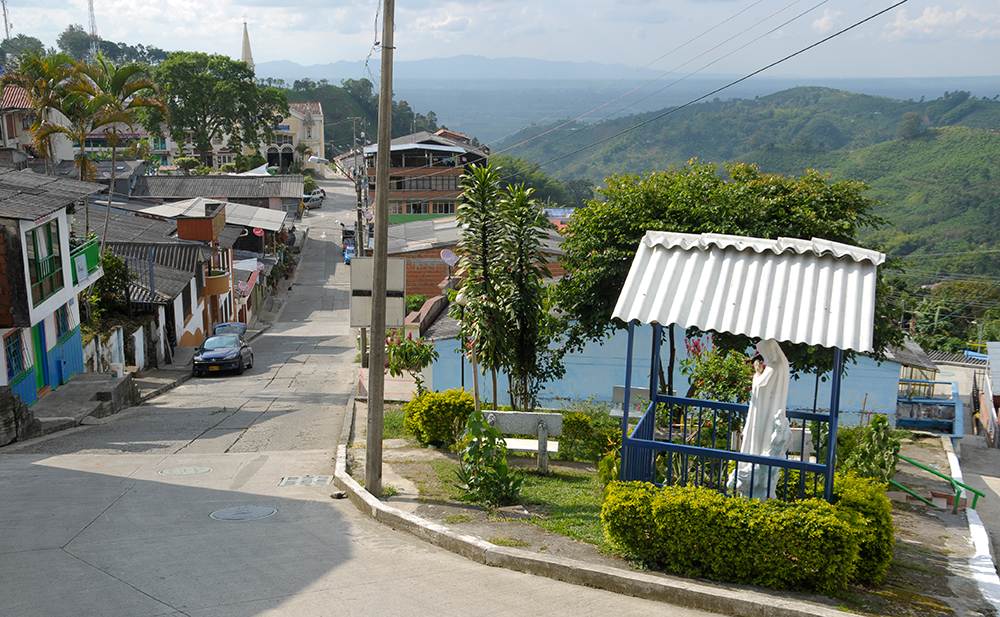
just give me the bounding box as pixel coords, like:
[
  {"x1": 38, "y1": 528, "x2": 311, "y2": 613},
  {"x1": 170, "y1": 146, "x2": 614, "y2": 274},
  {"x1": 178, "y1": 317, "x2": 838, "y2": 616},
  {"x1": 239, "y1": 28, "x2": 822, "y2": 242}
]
[
  {"x1": 88, "y1": 249, "x2": 136, "y2": 320},
  {"x1": 0, "y1": 34, "x2": 44, "y2": 64},
  {"x1": 897, "y1": 112, "x2": 924, "y2": 140},
  {"x1": 556, "y1": 160, "x2": 903, "y2": 377},
  {"x1": 340, "y1": 78, "x2": 377, "y2": 115},
  {"x1": 0, "y1": 50, "x2": 77, "y2": 175},
  {"x1": 497, "y1": 185, "x2": 564, "y2": 411},
  {"x1": 175, "y1": 157, "x2": 200, "y2": 173},
  {"x1": 562, "y1": 178, "x2": 595, "y2": 207},
  {"x1": 491, "y1": 154, "x2": 570, "y2": 205},
  {"x1": 56, "y1": 24, "x2": 92, "y2": 61},
  {"x1": 144, "y1": 51, "x2": 289, "y2": 166}
]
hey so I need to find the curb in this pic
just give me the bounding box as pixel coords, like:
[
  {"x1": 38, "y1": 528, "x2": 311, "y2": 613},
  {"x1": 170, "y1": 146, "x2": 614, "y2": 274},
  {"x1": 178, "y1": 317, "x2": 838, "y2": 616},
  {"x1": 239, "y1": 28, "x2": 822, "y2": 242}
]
[
  {"x1": 942, "y1": 436, "x2": 1000, "y2": 607},
  {"x1": 332, "y1": 402, "x2": 843, "y2": 617}
]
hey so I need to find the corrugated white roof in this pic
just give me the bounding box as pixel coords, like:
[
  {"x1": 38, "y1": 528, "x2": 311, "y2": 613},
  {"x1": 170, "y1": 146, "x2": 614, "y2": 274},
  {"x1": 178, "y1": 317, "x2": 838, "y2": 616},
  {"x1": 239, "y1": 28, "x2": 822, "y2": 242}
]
[
  {"x1": 139, "y1": 197, "x2": 288, "y2": 232},
  {"x1": 611, "y1": 232, "x2": 886, "y2": 352}
]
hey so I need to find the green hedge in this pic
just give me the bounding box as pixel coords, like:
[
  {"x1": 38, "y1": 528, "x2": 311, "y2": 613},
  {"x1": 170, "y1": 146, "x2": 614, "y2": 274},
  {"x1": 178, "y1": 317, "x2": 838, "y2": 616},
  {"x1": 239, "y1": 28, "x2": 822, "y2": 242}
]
[
  {"x1": 403, "y1": 388, "x2": 474, "y2": 447},
  {"x1": 561, "y1": 412, "x2": 621, "y2": 462},
  {"x1": 602, "y1": 474, "x2": 893, "y2": 592}
]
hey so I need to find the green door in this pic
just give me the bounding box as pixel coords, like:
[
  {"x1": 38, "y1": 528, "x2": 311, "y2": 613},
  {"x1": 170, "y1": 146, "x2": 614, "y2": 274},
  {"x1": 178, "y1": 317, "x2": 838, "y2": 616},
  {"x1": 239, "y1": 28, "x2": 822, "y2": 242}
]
[{"x1": 31, "y1": 323, "x2": 48, "y2": 392}]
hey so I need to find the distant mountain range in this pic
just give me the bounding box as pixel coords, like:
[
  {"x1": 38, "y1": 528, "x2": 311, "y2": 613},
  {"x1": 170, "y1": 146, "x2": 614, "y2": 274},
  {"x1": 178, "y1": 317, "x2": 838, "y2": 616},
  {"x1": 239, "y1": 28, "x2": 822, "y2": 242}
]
[{"x1": 258, "y1": 56, "x2": 1000, "y2": 143}]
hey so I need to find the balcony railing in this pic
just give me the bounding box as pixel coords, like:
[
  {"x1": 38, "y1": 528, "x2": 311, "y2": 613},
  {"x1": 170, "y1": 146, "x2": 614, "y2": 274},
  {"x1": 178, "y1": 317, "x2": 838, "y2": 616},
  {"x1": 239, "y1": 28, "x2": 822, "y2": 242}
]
[{"x1": 70, "y1": 237, "x2": 101, "y2": 285}]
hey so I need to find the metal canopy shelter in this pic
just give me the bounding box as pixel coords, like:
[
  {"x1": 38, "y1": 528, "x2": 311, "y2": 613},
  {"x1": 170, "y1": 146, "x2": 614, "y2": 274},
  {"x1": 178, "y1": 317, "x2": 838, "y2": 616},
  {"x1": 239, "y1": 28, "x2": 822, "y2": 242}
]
[{"x1": 611, "y1": 232, "x2": 885, "y2": 501}]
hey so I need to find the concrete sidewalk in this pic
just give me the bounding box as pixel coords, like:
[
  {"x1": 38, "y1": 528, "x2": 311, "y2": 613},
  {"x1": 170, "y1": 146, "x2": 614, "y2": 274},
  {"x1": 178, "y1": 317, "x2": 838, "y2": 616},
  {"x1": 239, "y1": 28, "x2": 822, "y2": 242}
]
[{"x1": 357, "y1": 367, "x2": 418, "y2": 401}]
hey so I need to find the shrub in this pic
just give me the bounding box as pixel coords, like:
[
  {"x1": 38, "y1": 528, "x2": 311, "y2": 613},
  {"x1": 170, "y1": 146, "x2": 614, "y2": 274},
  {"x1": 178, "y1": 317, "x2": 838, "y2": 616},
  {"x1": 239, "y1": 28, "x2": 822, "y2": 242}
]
[
  {"x1": 559, "y1": 398, "x2": 621, "y2": 463},
  {"x1": 303, "y1": 174, "x2": 317, "y2": 193},
  {"x1": 776, "y1": 470, "x2": 895, "y2": 586},
  {"x1": 403, "y1": 388, "x2": 474, "y2": 447},
  {"x1": 603, "y1": 482, "x2": 862, "y2": 593},
  {"x1": 844, "y1": 415, "x2": 901, "y2": 482},
  {"x1": 455, "y1": 407, "x2": 523, "y2": 506},
  {"x1": 406, "y1": 294, "x2": 427, "y2": 315},
  {"x1": 385, "y1": 330, "x2": 439, "y2": 394}
]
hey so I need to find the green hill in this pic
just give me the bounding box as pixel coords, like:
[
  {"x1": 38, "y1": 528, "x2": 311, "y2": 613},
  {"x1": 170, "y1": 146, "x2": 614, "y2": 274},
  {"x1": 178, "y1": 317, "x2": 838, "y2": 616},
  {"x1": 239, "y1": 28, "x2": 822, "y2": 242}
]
[{"x1": 500, "y1": 87, "x2": 1000, "y2": 280}]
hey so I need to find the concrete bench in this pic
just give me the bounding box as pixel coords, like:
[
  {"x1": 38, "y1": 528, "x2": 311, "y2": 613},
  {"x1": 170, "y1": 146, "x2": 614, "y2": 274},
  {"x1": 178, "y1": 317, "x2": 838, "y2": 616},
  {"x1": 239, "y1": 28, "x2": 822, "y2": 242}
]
[{"x1": 484, "y1": 411, "x2": 562, "y2": 475}]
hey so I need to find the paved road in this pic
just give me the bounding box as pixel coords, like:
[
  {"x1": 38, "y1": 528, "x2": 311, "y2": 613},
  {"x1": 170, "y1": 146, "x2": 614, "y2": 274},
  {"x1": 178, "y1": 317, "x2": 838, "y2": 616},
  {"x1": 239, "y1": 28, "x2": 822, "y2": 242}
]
[{"x1": 1, "y1": 176, "x2": 713, "y2": 617}]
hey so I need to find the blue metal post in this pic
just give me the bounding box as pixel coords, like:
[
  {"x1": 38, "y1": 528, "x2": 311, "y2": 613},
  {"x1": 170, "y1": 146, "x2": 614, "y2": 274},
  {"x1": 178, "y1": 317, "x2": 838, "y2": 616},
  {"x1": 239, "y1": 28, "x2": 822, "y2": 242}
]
[
  {"x1": 619, "y1": 321, "x2": 635, "y2": 482},
  {"x1": 824, "y1": 347, "x2": 844, "y2": 502}
]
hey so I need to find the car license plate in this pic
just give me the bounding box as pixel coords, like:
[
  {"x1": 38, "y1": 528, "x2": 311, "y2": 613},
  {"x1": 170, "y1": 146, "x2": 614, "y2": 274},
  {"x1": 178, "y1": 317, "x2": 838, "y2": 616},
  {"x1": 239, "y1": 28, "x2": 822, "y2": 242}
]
[{"x1": 209, "y1": 366, "x2": 219, "y2": 371}]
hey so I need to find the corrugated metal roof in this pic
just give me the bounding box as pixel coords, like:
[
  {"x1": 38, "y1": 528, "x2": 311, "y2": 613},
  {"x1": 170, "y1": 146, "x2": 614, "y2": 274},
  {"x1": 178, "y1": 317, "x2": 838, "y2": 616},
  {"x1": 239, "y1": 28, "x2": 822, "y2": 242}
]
[
  {"x1": 0, "y1": 168, "x2": 103, "y2": 221},
  {"x1": 386, "y1": 215, "x2": 564, "y2": 256},
  {"x1": 133, "y1": 175, "x2": 303, "y2": 199},
  {"x1": 611, "y1": 232, "x2": 886, "y2": 353},
  {"x1": 107, "y1": 242, "x2": 212, "y2": 273},
  {"x1": 137, "y1": 197, "x2": 288, "y2": 232}
]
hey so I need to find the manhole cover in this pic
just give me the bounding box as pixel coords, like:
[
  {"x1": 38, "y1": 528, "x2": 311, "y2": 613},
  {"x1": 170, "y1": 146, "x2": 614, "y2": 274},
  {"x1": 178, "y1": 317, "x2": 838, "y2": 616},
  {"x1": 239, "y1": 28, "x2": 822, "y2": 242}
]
[
  {"x1": 159, "y1": 466, "x2": 213, "y2": 476},
  {"x1": 279, "y1": 475, "x2": 333, "y2": 487},
  {"x1": 210, "y1": 506, "x2": 278, "y2": 521}
]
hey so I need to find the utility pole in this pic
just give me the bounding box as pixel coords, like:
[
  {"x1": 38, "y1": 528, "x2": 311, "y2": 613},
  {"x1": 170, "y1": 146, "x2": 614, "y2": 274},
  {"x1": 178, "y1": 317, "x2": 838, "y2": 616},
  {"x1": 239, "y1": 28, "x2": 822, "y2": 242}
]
[{"x1": 365, "y1": 0, "x2": 394, "y2": 498}]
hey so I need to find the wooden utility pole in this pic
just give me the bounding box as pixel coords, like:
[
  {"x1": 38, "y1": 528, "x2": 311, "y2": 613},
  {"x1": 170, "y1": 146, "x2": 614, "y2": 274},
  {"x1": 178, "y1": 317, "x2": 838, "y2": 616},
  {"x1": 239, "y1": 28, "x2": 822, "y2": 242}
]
[{"x1": 365, "y1": 0, "x2": 394, "y2": 498}]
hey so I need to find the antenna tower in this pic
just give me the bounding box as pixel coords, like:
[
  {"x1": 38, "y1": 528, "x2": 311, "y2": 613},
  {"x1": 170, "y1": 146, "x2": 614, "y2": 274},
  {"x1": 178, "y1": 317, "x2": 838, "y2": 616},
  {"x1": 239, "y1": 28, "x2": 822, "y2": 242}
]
[
  {"x1": 2, "y1": 0, "x2": 11, "y2": 40},
  {"x1": 88, "y1": 0, "x2": 99, "y2": 60}
]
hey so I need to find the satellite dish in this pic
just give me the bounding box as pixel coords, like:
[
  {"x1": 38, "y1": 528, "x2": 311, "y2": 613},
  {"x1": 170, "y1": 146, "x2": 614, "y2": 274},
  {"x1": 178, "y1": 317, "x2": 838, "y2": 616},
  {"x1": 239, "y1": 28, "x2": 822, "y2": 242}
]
[
  {"x1": 253, "y1": 227, "x2": 264, "y2": 237},
  {"x1": 102, "y1": 172, "x2": 112, "y2": 179},
  {"x1": 362, "y1": 210, "x2": 373, "y2": 221},
  {"x1": 440, "y1": 249, "x2": 459, "y2": 267}
]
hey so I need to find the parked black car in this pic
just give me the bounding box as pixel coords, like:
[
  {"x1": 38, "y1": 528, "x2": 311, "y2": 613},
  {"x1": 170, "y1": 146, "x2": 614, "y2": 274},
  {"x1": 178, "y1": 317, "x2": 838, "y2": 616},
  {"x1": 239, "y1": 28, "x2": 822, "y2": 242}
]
[{"x1": 192, "y1": 334, "x2": 254, "y2": 376}]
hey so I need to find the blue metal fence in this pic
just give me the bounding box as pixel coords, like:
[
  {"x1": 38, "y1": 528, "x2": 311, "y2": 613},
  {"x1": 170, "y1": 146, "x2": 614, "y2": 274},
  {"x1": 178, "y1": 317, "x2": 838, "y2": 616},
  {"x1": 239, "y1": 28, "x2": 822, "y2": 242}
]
[{"x1": 619, "y1": 321, "x2": 842, "y2": 503}]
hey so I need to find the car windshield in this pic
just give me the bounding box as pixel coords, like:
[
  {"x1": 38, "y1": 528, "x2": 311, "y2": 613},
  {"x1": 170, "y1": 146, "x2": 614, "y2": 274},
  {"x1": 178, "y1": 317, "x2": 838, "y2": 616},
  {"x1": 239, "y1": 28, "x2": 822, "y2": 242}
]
[
  {"x1": 202, "y1": 335, "x2": 239, "y2": 350},
  {"x1": 215, "y1": 324, "x2": 246, "y2": 335}
]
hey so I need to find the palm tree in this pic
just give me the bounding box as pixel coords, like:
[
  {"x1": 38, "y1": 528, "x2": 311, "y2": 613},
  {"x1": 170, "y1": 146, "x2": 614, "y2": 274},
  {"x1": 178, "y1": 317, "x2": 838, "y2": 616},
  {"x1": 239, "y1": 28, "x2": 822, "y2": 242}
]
[
  {"x1": 71, "y1": 54, "x2": 166, "y2": 251},
  {"x1": 294, "y1": 140, "x2": 314, "y2": 162},
  {"x1": 0, "y1": 50, "x2": 76, "y2": 175}
]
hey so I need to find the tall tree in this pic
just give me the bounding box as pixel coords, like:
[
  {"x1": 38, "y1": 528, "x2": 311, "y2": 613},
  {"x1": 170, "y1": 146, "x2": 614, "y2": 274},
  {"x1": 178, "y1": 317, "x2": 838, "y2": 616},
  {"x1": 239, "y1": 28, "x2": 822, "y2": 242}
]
[
  {"x1": 0, "y1": 34, "x2": 45, "y2": 64},
  {"x1": 71, "y1": 54, "x2": 166, "y2": 250},
  {"x1": 0, "y1": 51, "x2": 77, "y2": 175},
  {"x1": 497, "y1": 185, "x2": 563, "y2": 411},
  {"x1": 57, "y1": 24, "x2": 92, "y2": 61},
  {"x1": 145, "y1": 51, "x2": 288, "y2": 166},
  {"x1": 556, "y1": 160, "x2": 903, "y2": 376},
  {"x1": 455, "y1": 163, "x2": 507, "y2": 410}
]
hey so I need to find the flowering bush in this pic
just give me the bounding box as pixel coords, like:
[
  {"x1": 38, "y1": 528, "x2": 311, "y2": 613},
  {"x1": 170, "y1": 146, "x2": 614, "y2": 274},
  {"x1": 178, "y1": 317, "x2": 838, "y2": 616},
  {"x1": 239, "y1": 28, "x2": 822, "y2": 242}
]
[
  {"x1": 679, "y1": 336, "x2": 754, "y2": 404},
  {"x1": 385, "y1": 330, "x2": 439, "y2": 394}
]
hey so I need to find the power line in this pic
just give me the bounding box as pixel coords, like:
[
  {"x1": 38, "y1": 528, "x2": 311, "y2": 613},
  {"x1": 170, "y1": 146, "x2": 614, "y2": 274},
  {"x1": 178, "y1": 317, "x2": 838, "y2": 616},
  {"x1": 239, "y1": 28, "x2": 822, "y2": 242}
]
[{"x1": 530, "y1": 0, "x2": 911, "y2": 172}]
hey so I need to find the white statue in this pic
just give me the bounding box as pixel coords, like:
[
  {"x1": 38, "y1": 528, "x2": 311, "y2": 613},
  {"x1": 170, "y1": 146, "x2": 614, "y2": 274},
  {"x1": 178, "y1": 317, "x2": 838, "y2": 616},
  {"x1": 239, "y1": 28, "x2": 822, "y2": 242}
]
[{"x1": 728, "y1": 338, "x2": 792, "y2": 501}]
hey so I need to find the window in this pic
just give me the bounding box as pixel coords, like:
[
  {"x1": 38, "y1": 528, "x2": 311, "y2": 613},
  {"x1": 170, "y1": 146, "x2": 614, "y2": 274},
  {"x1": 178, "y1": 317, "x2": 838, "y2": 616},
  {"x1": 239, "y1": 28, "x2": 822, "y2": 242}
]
[
  {"x1": 25, "y1": 220, "x2": 64, "y2": 307},
  {"x1": 5, "y1": 331, "x2": 24, "y2": 381},
  {"x1": 406, "y1": 202, "x2": 427, "y2": 215},
  {"x1": 389, "y1": 203, "x2": 403, "y2": 215},
  {"x1": 274, "y1": 134, "x2": 293, "y2": 146},
  {"x1": 22, "y1": 114, "x2": 36, "y2": 130},
  {"x1": 182, "y1": 284, "x2": 192, "y2": 320},
  {"x1": 55, "y1": 304, "x2": 70, "y2": 339},
  {"x1": 432, "y1": 201, "x2": 456, "y2": 214}
]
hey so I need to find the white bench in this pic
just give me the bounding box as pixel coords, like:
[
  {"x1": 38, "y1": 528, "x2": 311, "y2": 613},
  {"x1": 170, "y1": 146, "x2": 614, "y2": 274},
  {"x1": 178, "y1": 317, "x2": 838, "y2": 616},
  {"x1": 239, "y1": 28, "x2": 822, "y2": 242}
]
[{"x1": 484, "y1": 411, "x2": 562, "y2": 475}]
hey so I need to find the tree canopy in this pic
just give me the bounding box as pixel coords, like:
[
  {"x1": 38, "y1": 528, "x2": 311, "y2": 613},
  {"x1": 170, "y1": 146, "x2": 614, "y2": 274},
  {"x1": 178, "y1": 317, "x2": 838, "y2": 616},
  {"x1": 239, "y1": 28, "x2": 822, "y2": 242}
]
[
  {"x1": 0, "y1": 34, "x2": 45, "y2": 64},
  {"x1": 144, "y1": 51, "x2": 288, "y2": 165},
  {"x1": 555, "y1": 160, "x2": 903, "y2": 375}
]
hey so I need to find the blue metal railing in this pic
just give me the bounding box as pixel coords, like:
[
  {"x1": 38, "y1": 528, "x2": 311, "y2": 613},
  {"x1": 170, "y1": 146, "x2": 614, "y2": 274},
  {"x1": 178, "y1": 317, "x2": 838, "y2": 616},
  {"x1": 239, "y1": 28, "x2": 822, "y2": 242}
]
[
  {"x1": 897, "y1": 379, "x2": 962, "y2": 439},
  {"x1": 619, "y1": 321, "x2": 838, "y2": 502}
]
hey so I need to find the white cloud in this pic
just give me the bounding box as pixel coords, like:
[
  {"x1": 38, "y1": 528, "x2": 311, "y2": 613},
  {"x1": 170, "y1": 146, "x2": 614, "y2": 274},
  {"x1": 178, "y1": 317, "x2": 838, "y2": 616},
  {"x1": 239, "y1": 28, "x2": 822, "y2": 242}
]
[
  {"x1": 882, "y1": 6, "x2": 971, "y2": 41},
  {"x1": 812, "y1": 9, "x2": 843, "y2": 35}
]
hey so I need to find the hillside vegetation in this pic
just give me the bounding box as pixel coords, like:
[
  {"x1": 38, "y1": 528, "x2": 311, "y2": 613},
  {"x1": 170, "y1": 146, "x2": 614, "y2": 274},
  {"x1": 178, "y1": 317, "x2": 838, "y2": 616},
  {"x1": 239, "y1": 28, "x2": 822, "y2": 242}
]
[{"x1": 500, "y1": 87, "x2": 1000, "y2": 279}]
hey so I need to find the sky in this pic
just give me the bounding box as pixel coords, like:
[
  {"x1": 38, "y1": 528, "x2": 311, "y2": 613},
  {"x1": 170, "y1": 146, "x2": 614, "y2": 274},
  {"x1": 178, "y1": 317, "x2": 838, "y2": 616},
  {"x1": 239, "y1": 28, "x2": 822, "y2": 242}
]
[{"x1": 12, "y1": 0, "x2": 1000, "y2": 78}]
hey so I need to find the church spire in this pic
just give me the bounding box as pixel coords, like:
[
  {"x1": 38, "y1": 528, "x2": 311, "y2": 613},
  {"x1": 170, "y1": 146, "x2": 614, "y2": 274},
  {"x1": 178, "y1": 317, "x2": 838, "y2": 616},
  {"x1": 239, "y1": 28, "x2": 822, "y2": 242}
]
[{"x1": 241, "y1": 15, "x2": 255, "y2": 74}]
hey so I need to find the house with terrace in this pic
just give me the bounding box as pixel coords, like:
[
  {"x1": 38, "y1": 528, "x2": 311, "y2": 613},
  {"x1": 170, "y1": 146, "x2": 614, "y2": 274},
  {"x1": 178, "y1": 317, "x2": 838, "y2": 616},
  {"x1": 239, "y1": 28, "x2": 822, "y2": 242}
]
[
  {"x1": 0, "y1": 169, "x2": 104, "y2": 407},
  {"x1": 364, "y1": 130, "x2": 489, "y2": 223}
]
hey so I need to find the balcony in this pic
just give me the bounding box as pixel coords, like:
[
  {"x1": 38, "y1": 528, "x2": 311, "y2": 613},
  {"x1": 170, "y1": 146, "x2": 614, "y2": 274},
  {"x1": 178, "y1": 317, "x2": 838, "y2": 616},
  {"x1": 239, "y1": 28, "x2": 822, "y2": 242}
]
[
  {"x1": 205, "y1": 270, "x2": 231, "y2": 296},
  {"x1": 70, "y1": 237, "x2": 102, "y2": 285}
]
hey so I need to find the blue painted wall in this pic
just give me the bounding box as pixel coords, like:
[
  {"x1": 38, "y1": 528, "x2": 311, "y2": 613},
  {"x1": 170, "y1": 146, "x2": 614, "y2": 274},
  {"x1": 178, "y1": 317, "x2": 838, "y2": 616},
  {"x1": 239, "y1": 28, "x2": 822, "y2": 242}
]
[
  {"x1": 47, "y1": 327, "x2": 84, "y2": 388},
  {"x1": 9, "y1": 368, "x2": 37, "y2": 407},
  {"x1": 430, "y1": 324, "x2": 898, "y2": 424}
]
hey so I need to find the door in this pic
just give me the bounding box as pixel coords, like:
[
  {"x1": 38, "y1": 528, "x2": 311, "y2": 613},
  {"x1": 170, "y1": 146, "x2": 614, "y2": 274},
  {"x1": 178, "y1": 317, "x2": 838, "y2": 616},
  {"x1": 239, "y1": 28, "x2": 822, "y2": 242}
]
[{"x1": 31, "y1": 323, "x2": 48, "y2": 393}]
